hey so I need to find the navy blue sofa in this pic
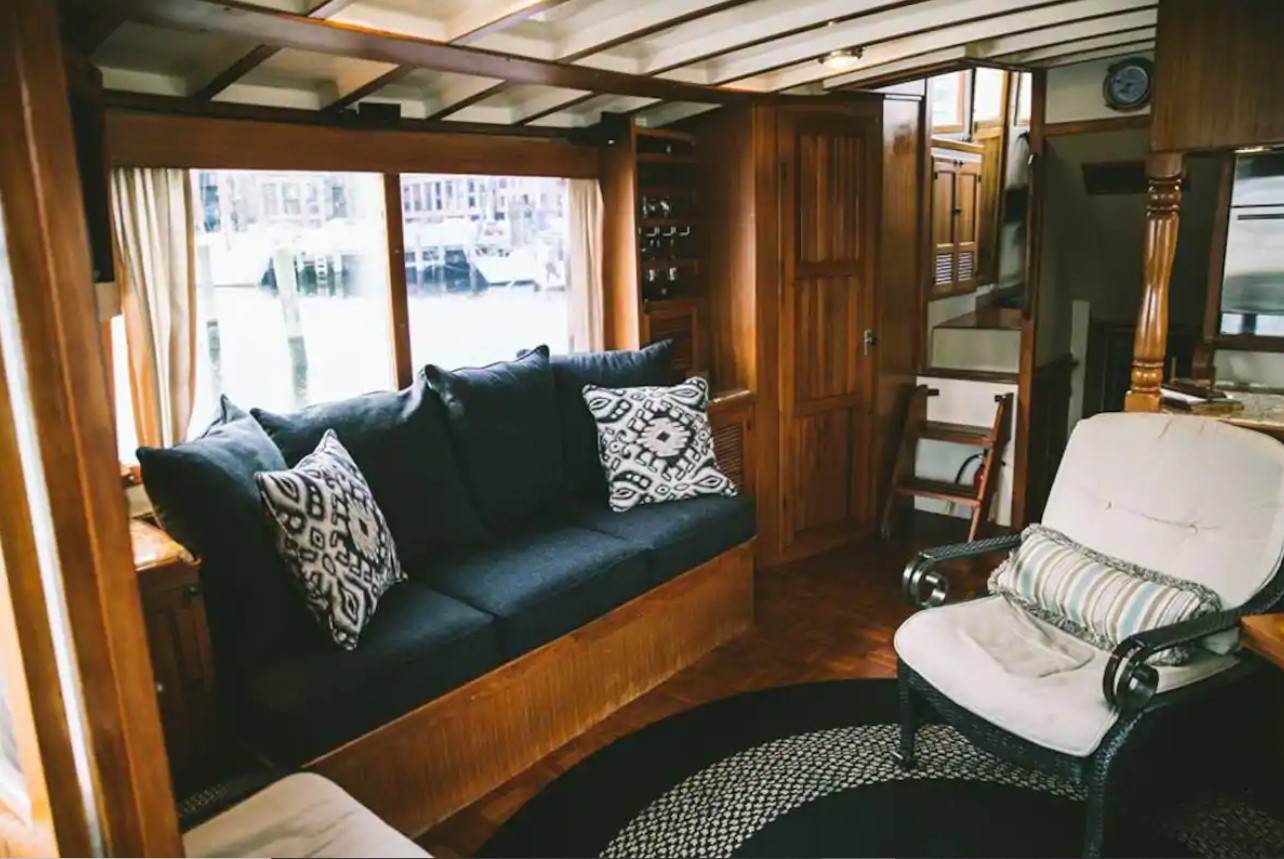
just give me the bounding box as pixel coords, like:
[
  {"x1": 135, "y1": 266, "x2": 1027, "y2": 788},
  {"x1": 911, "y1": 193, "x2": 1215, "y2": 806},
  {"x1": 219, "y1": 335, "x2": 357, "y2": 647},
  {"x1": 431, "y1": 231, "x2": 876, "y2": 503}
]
[{"x1": 138, "y1": 342, "x2": 755, "y2": 765}]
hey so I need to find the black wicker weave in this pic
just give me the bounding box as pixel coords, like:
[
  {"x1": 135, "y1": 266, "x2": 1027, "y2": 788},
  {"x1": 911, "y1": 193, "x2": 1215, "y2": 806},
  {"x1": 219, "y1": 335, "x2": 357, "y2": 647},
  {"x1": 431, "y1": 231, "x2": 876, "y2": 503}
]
[{"x1": 894, "y1": 537, "x2": 1284, "y2": 857}]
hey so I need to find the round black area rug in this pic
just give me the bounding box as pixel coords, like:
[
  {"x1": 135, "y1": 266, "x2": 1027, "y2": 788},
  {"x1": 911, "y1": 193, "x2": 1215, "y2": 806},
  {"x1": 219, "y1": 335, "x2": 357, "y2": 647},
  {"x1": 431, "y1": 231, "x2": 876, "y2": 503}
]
[{"x1": 478, "y1": 680, "x2": 1284, "y2": 858}]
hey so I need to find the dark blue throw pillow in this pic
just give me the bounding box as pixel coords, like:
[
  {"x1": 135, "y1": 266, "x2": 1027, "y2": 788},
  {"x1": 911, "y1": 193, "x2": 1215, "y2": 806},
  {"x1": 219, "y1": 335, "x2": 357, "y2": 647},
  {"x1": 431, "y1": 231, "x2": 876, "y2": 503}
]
[
  {"x1": 422, "y1": 346, "x2": 562, "y2": 532},
  {"x1": 252, "y1": 378, "x2": 492, "y2": 564},
  {"x1": 544, "y1": 340, "x2": 675, "y2": 502},
  {"x1": 137, "y1": 402, "x2": 310, "y2": 676}
]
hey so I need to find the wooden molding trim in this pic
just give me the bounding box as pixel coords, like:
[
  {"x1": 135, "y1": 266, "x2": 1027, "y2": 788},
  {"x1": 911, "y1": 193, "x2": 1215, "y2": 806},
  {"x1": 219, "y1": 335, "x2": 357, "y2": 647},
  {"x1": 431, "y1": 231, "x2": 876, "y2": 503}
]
[
  {"x1": 105, "y1": 110, "x2": 600, "y2": 177},
  {"x1": 310, "y1": 541, "x2": 755, "y2": 836},
  {"x1": 1043, "y1": 114, "x2": 1151, "y2": 137}
]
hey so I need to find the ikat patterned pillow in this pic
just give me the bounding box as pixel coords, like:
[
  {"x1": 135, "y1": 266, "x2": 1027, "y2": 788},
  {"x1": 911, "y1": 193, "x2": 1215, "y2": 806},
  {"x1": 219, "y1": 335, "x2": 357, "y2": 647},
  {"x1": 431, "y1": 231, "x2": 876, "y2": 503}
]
[
  {"x1": 583, "y1": 376, "x2": 737, "y2": 512},
  {"x1": 256, "y1": 430, "x2": 405, "y2": 650}
]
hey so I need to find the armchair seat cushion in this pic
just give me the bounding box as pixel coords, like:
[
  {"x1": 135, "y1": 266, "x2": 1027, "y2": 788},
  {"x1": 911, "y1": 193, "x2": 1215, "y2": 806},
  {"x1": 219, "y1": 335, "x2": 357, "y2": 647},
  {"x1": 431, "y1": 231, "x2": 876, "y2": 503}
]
[{"x1": 894, "y1": 595, "x2": 1239, "y2": 757}]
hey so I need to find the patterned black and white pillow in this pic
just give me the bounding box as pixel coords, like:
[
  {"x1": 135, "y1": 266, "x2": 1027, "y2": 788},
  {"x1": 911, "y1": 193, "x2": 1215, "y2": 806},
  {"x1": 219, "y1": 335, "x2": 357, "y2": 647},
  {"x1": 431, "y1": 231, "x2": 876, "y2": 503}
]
[
  {"x1": 256, "y1": 430, "x2": 404, "y2": 650},
  {"x1": 583, "y1": 376, "x2": 737, "y2": 512}
]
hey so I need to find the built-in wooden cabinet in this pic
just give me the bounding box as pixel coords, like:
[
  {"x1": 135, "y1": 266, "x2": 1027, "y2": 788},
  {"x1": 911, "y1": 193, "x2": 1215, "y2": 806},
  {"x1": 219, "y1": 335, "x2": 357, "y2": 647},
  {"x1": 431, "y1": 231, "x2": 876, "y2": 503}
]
[
  {"x1": 692, "y1": 100, "x2": 884, "y2": 566},
  {"x1": 600, "y1": 119, "x2": 705, "y2": 378},
  {"x1": 930, "y1": 139, "x2": 984, "y2": 297}
]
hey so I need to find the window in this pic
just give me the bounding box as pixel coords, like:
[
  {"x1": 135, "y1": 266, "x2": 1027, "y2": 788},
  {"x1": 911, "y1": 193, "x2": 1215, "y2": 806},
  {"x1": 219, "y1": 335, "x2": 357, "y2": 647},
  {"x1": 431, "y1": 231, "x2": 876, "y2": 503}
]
[
  {"x1": 263, "y1": 183, "x2": 279, "y2": 218},
  {"x1": 110, "y1": 315, "x2": 139, "y2": 462},
  {"x1": 1015, "y1": 72, "x2": 1033, "y2": 127},
  {"x1": 930, "y1": 72, "x2": 967, "y2": 133},
  {"x1": 972, "y1": 68, "x2": 1006, "y2": 126},
  {"x1": 401, "y1": 173, "x2": 570, "y2": 369},
  {"x1": 189, "y1": 170, "x2": 393, "y2": 423}
]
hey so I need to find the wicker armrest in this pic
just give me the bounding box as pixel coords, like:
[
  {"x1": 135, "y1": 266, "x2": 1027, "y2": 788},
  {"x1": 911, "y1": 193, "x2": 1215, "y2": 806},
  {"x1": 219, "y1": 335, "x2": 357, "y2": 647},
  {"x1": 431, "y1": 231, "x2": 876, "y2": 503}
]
[
  {"x1": 1101, "y1": 609, "x2": 1244, "y2": 714},
  {"x1": 901, "y1": 533, "x2": 1023, "y2": 609}
]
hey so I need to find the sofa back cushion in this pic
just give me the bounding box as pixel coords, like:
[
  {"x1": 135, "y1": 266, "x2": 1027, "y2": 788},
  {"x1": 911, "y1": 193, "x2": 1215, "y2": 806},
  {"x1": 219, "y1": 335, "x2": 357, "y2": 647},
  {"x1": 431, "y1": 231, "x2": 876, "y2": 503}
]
[
  {"x1": 422, "y1": 346, "x2": 562, "y2": 531},
  {"x1": 137, "y1": 405, "x2": 310, "y2": 674},
  {"x1": 1044, "y1": 412, "x2": 1284, "y2": 609},
  {"x1": 545, "y1": 340, "x2": 675, "y2": 502},
  {"x1": 252, "y1": 378, "x2": 491, "y2": 565}
]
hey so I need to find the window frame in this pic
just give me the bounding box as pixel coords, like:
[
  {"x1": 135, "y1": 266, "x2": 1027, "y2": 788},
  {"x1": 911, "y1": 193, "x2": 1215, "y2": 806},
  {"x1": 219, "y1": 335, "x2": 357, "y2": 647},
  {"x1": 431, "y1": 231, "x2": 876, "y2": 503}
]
[{"x1": 930, "y1": 71, "x2": 969, "y2": 134}]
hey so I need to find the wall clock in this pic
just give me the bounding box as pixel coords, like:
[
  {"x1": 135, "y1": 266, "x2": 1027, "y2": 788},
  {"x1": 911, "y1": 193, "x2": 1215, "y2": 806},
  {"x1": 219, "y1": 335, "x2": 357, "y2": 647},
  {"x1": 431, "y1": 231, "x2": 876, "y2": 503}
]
[{"x1": 1103, "y1": 57, "x2": 1155, "y2": 112}]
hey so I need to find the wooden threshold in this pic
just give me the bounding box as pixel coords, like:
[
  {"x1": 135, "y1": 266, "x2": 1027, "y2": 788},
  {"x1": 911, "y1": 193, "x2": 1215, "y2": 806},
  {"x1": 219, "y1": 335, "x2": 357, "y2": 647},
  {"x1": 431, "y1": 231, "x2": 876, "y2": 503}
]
[{"x1": 309, "y1": 541, "x2": 755, "y2": 837}]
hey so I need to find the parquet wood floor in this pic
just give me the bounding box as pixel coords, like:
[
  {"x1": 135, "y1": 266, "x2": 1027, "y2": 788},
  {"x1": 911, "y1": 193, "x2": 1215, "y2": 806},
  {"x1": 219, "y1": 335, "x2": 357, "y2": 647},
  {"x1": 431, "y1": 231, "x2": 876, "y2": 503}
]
[{"x1": 420, "y1": 520, "x2": 979, "y2": 857}]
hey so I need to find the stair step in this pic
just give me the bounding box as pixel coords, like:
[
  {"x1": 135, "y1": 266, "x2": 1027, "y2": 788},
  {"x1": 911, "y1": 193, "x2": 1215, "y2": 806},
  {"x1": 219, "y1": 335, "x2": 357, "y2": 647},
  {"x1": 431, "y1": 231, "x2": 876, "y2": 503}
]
[
  {"x1": 895, "y1": 478, "x2": 982, "y2": 505},
  {"x1": 917, "y1": 420, "x2": 992, "y2": 445}
]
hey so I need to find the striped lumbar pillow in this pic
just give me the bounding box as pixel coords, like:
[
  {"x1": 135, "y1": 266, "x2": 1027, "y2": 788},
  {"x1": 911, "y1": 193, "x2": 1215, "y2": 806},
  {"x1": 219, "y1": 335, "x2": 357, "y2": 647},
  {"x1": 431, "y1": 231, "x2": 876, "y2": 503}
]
[{"x1": 989, "y1": 525, "x2": 1222, "y2": 666}]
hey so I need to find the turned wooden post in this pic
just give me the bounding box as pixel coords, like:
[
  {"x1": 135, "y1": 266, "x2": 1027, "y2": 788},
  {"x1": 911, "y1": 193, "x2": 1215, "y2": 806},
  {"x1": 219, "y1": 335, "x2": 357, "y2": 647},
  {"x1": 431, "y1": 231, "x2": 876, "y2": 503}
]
[{"x1": 1125, "y1": 151, "x2": 1185, "y2": 413}]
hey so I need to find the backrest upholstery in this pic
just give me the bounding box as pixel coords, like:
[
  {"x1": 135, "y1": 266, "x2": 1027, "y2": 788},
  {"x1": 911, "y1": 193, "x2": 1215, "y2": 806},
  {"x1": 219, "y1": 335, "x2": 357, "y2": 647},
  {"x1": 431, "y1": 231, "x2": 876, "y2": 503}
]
[{"x1": 1043, "y1": 413, "x2": 1284, "y2": 609}]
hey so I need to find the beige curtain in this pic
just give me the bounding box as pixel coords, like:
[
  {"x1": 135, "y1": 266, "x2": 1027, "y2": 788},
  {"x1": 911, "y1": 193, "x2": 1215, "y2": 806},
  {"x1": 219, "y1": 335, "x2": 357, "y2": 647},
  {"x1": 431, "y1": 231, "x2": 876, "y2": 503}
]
[
  {"x1": 566, "y1": 177, "x2": 605, "y2": 352},
  {"x1": 110, "y1": 168, "x2": 197, "y2": 448}
]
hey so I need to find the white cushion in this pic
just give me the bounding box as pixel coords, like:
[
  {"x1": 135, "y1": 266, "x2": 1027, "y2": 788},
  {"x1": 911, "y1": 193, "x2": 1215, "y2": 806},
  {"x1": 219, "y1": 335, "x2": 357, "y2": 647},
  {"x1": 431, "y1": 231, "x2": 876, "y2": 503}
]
[
  {"x1": 182, "y1": 773, "x2": 430, "y2": 858},
  {"x1": 894, "y1": 596, "x2": 1239, "y2": 757},
  {"x1": 1044, "y1": 413, "x2": 1284, "y2": 609}
]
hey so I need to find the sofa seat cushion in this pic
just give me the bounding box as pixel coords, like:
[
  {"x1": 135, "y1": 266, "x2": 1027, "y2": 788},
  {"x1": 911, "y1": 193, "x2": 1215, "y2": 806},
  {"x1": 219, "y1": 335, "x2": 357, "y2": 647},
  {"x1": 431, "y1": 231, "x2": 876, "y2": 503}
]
[
  {"x1": 568, "y1": 496, "x2": 756, "y2": 585},
  {"x1": 894, "y1": 595, "x2": 1239, "y2": 758},
  {"x1": 253, "y1": 377, "x2": 491, "y2": 563},
  {"x1": 247, "y1": 583, "x2": 501, "y2": 764},
  {"x1": 183, "y1": 773, "x2": 430, "y2": 858},
  {"x1": 420, "y1": 526, "x2": 649, "y2": 658}
]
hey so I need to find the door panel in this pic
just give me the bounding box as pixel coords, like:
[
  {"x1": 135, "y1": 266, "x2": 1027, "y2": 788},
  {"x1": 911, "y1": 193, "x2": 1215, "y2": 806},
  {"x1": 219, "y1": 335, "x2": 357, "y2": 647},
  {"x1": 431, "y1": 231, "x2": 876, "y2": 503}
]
[
  {"x1": 931, "y1": 161, "x2": 957, "y2": 290},
  {"x1": 778, "y1": 110, "x2": 878, "y2": 553}
]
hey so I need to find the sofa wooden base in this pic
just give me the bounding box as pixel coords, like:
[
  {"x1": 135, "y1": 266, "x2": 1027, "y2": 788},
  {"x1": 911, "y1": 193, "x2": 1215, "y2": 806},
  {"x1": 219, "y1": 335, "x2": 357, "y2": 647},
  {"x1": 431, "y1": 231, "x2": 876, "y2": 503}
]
[{"x1": 308, "y1": 540, "x2": 755, "y2": 836}]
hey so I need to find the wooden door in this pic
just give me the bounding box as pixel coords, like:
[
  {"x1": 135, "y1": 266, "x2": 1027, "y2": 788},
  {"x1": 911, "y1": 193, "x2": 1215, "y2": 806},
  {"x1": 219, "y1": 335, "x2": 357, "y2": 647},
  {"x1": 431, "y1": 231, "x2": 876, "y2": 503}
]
[{"x1": 777, "y1": 110, "x2": 879, "y2": 555}]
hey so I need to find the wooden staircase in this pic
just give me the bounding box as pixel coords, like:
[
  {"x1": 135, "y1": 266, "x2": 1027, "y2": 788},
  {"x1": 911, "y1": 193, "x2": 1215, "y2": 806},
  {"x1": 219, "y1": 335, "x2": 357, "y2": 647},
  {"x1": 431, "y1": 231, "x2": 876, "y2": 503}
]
[{"x1": 881, "y1": 386, "x2": 1013, "y2": 542}]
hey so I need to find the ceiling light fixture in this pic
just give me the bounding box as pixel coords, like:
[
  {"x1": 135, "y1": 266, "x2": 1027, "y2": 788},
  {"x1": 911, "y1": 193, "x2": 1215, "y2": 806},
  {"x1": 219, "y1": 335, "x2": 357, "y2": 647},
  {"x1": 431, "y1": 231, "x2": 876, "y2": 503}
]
[{"x1": 820, "y1": 48, "x2": 864, "y2": 71}]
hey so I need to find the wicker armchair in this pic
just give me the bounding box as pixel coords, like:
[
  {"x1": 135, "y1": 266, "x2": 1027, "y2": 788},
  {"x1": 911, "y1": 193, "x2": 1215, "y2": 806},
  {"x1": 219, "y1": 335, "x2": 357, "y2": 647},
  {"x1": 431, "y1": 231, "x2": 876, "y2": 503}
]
[{"x1": 892, "y1": 413, "x2": 1284, "y2": 858}]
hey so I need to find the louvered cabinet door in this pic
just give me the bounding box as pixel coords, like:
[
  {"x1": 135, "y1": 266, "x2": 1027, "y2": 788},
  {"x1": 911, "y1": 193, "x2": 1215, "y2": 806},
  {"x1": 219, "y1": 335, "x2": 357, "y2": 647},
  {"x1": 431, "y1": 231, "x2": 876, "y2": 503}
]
[
  {"x1": 643, "y1": 297, "x2": 701, "y2": 379},
  {"x1": 954, "y1": 160, "x2": 982, "y2": 291},
  {"x1": 776, "y1": 110, "x2": 878, "y2": 555},
  {"x1": 931, "y1": 159, "x2": 958, "y2": 294}
]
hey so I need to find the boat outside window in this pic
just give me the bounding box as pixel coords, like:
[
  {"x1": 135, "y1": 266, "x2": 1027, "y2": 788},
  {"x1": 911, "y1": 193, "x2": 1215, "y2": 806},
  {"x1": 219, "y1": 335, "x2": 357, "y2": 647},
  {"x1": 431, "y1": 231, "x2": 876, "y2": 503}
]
[{"x1": 400, "y1": 173, "x2": 571, "y2": 369}]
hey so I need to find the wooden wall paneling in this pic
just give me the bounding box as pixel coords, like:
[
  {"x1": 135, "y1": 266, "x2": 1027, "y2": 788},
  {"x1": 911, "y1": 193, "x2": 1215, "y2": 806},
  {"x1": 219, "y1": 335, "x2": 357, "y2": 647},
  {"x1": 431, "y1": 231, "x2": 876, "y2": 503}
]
[
  {"x1": 311, "y1": 542, "x2": 754, "y2": 836},
  {"x1": 698, "y1": 107, "x2": 758, "y2": 393},
  {"x1": 383, "y1": 174, "x2": 413, "y2": 388},
  {"x1": 975, "y1": 125, "x2": 1004, "y2": 285},
  {"x1": 106, "y1": 111, "x2": 600, "y2": 178},
  {"x1": 0, "y1": 0, "x2": 181, "y2": 853},
  {"x1": 1149, "y1": 0, "x2": 1284, "y2": 153},
  {"x1": 875, "y1": 97, "x2": 924, "y2": 529},
  {"x1": 776, "y1": 108, "x2": 880, "y2": 555},
  {"x1": 1012, "y1": 69, "x2": 1046, "y2": 529},
  {"x1": 599, "y1": 138, "x2": 640, "y2": 351},
  {"x1": 752, "y1": 106, "x2": 783, "y2": 564},
  {"x1": 1125, "y1": 151, "x2": 1185, "y2": 413}
]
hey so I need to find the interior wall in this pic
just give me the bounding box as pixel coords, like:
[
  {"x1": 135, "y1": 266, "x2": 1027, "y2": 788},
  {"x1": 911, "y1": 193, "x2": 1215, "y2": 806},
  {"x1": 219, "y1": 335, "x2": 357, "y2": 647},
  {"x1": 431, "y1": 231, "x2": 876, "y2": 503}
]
[
  {"x1": 1045, "y1": 52, "x2": 1155, "y2": 124},
  {"x1": 1036, "y1": 127, "x2": 1218, "y2": 392}
]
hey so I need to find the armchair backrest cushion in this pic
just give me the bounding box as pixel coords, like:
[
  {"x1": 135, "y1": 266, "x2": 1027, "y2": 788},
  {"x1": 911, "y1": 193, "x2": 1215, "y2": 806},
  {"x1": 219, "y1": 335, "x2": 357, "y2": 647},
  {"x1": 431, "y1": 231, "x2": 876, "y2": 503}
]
[{"x1": 1043, "y1": 413, "x2": 1284, "y2": 609}]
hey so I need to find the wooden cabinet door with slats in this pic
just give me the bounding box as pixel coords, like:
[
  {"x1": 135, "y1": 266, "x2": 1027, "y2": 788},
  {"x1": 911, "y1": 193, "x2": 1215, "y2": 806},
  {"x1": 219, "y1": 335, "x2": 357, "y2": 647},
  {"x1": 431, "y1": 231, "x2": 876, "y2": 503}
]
[
  {"x1": 931, "y1": 158, "x2": 958, "y2": 290},
  {"x1": 777, "y1": 110, "x2": 879, "y2": 554}
]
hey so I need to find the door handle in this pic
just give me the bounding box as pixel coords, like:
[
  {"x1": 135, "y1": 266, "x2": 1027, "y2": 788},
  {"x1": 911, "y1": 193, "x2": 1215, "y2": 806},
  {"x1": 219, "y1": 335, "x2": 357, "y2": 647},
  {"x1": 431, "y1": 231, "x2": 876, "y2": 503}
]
[{"x1": 863, "y1": 329, "x2": 878, "y2": 355}]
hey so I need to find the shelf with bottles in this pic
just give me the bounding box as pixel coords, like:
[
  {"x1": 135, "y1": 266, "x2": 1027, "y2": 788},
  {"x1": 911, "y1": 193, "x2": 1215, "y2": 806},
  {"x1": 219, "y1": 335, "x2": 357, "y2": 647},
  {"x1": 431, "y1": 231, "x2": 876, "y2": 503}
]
[{"x1": 640, "y1": 261, "x2": 699, "y2": 303}]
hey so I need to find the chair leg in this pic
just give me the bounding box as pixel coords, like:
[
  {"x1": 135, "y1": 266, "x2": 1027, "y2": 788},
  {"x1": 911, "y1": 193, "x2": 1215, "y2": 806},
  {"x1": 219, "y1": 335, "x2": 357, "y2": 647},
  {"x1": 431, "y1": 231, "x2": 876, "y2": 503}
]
[
  {"x1": 891, "y1": 666, "x2": 918, "y2": 770},
  {"x1": 1082, "y1": 753, "x2": 1114, "y2": 858}
]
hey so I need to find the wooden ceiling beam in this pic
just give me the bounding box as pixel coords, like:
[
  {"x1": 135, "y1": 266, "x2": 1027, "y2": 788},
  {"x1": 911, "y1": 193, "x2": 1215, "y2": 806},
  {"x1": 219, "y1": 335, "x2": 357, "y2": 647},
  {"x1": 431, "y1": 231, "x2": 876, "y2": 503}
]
[
  {"x1": 191, "y1": 0, "x2": 358, "y2": 102},
  {"x1": 104, "y1": 0, "x2": 771, "y2": 111},
  {"x1": 429, "y1": 0, "x2": 759, "y2": 121}
]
